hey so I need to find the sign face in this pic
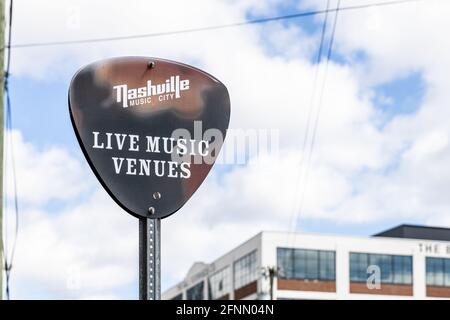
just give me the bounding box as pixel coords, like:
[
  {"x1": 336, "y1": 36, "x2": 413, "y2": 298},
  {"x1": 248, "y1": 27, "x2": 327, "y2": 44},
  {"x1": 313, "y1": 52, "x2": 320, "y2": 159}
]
[{"x1": 68, "y1": 57, "x2": 230, "y2": 219}]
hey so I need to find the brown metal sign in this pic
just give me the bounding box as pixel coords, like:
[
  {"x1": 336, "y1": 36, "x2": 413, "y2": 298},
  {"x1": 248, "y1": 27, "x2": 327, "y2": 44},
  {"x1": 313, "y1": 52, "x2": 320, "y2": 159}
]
[{"x1": 68, "y1": 57, "x2": 230, "y2": 219}]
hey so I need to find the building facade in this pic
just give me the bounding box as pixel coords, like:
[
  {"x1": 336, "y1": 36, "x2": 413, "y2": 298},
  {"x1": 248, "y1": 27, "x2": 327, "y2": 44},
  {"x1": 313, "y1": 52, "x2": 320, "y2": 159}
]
[{"x1": 162, "y1": 225, "x2": 450, "y2": 300}]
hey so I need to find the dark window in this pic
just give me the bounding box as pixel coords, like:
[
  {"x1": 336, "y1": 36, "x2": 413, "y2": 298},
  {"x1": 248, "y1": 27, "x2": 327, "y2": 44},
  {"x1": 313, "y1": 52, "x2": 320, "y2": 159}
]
[
  {"x1": 426, "y1": 257, "x2": 450, "y2": 287},
  {"x1": 378, "y1": 255, "x2": 393, "y2": 283},
  {"x1": 277, "y1": 248, "x2": 335, "y2": 281},
  {"x1": 393, "y1": 255, "x2": 413, "y2": 284},
  {"x1": 186, "y1": 281, "x2": 204, "y2": 300},
  {"x1": 320, "y1": 251, "x2": 336, "y2": 281},
  {"x1": 305, "y1": 250, "x2": 319, "y2": 279},
  {"x1": 349, "y1": 253, "x2": 413, "y2": 285},
  {"x1": 293, "y1": 249, "x2": 306, "y2": 279},
  {"x1": 277, "y1": 248, "x2": 294, "y2": 278},
  {"x1": 350, "y1": 252, "x2": 368, "y2": 282}
]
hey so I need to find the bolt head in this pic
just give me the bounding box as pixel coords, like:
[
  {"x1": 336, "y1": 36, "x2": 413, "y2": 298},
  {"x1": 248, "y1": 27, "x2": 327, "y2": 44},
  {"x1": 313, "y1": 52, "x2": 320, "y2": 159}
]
[{"x1": 153, "y1": 192, "x2": 161, "y2": 200}]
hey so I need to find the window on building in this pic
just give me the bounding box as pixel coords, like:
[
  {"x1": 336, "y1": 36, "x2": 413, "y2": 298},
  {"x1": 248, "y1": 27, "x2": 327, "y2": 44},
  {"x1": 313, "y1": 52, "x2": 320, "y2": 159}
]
[
  {"x1": 277, "y1": 248, "x2": 336, "y2": 281},
  {"x1": 349, "y1": 253, "x2": 412, "y2": 285},
  {"x1": 319, "y1": 251, "x2": 336, "y2": 281},
  {"x1": 209, "y1": 267, "x2": 231, "y2": 299},
  {"x1": 426, "y1": 257, "x2": 450, "y2": 287},
  {"x1": 234, "y1": 250, "x2": 258, "y2": 290},
  {"x1": 277, "y1": 248, "x2": 294, "y2": 278},
  {"x1": 186, "y1": 281, "x2": 204, "y2": 300}
]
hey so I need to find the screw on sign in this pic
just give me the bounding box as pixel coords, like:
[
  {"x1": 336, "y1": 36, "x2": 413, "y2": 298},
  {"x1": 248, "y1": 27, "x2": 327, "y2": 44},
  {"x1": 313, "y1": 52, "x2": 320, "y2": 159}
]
[{"x1": 68, "y1": 57, "x2": 230, "y2": 300}]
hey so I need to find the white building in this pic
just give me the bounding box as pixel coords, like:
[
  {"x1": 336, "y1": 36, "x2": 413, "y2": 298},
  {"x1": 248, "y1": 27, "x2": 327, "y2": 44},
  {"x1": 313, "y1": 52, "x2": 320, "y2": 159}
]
[{"x1": 162, "y1": 225, "x2": 450, "y2": 300}]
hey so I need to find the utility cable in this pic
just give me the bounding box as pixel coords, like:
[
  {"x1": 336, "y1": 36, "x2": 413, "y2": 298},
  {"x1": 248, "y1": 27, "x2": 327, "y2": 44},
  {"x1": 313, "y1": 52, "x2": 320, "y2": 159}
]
[{"x1": 5, "y1": 0, "x2": 424, "y2": 49}]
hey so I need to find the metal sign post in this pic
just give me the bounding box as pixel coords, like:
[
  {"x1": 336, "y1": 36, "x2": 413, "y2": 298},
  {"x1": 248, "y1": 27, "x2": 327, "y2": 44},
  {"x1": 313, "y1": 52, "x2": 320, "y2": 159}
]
[
  {"x1": 68, "y1": 57, "x2": 230, "y2": 300},
  {"x1": 139, "y1": 217, "x2": 161, "y2": 300}
]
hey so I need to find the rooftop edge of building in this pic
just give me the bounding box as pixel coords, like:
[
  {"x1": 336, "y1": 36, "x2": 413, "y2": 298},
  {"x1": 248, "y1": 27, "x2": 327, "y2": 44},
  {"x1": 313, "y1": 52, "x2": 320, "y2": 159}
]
[{"x1": 373, "y1": 224, "x2": 450, "y2": 242}]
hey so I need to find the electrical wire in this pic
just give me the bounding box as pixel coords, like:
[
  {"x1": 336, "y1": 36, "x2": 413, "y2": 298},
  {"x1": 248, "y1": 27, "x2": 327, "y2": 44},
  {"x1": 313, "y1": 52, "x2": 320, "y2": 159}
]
[
  {"x1": 288, "y1": 0, "x2": 331, "y2": 236},
  {"x1": 3, "y1": 90, "x2": 19, "y2": 301},
  {"x1": 5, "y1": 0, "x2": 423, "y2": 49},
  {"x1": 293, "y1": 0, "x2": 342, "y2": 234},
  {"x1": 3, "y1": 0, "x2": 19, "y2": 300}
]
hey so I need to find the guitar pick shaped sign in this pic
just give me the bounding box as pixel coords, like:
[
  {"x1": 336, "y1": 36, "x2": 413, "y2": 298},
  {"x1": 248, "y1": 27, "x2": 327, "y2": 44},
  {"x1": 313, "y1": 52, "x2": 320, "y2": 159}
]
[{"x1": 69, "y1": 57, "x2": 230, "y2": 219}]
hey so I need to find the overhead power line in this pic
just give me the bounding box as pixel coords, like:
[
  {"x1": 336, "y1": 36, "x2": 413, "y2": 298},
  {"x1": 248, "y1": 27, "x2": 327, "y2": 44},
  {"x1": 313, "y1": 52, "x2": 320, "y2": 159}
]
[
  {"x1": 6, "y1": 0, "x2": 423, "y2": 49},
  {"x1": 3, "y1": 0, "x2": 19, "y2": 301},
  {"x1": 288, "y1": 0, "x2": 331, "y2": 236},
  {"x1": 293, "y1": 0, "x2": 342, "y2": 234}
]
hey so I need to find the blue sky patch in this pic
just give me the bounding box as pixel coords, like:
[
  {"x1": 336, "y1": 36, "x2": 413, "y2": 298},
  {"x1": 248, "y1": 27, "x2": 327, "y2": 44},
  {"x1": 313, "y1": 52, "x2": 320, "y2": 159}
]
[
  {"x1": 9, "y1": 75, "x2": 78, "y2": 150},
  {"x1": 373, "y1": 71, "x2": 426, "y2": 124}
]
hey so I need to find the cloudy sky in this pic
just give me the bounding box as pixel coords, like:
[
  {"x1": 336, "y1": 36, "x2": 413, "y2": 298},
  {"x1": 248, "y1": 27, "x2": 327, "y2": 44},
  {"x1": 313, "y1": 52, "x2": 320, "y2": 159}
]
[{"x1": 3, "y1": 0, "x2": 449, "y2": 299}]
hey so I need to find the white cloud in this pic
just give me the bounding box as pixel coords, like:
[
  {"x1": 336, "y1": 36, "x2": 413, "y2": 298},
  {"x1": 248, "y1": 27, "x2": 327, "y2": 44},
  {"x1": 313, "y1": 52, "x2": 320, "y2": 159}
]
[
  {"x1": 304, "y1": 0, "x2": 450, "y2": 86},
  {"x1": 404, "y1": 131, "x2": 448, "y2": 162},
  {"x1": 4, "y1": 130, "x2": 91, "y2": 206},
  {"x1": 12, "y1": 190, "x2": 137, "y2": 299}
]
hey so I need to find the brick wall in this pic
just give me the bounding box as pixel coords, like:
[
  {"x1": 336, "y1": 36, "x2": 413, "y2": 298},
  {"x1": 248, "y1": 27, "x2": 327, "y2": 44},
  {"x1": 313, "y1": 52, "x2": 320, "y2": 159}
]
[
  {"x1": 426, "y1": 286, "x2": 450, "y2": 298},
  {"x1": 234, "y1": 281, "x2": 257, "y2": 300},
  {"x1": 277, "y1": 279, "x2": 336, "y2": 292},
  {"x1": 350, "y1": 282, "x2": 413, "y2": 296}
]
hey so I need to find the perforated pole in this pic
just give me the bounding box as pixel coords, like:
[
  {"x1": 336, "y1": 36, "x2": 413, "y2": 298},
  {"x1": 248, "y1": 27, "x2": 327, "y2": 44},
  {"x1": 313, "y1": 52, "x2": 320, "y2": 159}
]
[
  {"x1": 0, "y1": 0, "x2": 5, "y2": 301},
  {"x1": 139, "y1": 218, "x2": 161, "y2": 300}
]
